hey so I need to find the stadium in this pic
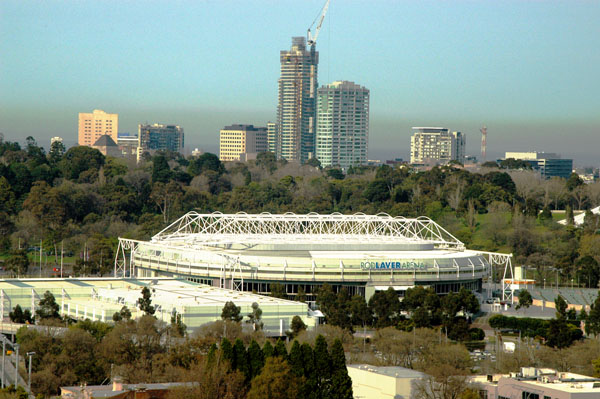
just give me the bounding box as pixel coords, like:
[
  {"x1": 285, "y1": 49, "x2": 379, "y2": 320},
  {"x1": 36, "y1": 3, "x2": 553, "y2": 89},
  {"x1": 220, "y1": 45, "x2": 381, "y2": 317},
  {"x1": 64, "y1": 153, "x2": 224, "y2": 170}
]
[{"x1": 115, "y1": 212, "x2": 512, "y2": 301}]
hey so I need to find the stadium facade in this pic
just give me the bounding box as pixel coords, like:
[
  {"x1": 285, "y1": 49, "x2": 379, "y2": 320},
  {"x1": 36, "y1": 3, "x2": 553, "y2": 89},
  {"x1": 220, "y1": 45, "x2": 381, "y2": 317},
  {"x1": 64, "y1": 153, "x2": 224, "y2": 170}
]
[{"x1": 116, "y1": 212, "x2": 512, "y2": 301}]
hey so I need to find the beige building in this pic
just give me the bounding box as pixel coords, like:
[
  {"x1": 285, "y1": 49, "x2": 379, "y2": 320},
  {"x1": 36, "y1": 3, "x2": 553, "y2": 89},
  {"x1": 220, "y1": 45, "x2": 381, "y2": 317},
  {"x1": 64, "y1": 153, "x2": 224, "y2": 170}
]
[
  {"x1": 219, "y1": 124, "x2": 268, "y2": 161},
  {"x1": 410, "y1": 127, "x2": 465, "y2": 165},
  {"x1": 347, "y1": 364, "x2": 426, "y2": 399},
  {"x1": 472, "y1": 367, "x2": 600, "y2": 399},
  {"x1": 78, "y1": 109, "x2": 118, "y2": 146}
]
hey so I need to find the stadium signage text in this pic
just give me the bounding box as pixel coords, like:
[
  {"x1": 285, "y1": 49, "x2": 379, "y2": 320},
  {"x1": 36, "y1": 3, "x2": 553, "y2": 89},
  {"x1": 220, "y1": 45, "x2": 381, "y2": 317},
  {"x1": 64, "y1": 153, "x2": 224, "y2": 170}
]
[{"x1": 360, "y1": 261, "x2": 426, "y2": 270}]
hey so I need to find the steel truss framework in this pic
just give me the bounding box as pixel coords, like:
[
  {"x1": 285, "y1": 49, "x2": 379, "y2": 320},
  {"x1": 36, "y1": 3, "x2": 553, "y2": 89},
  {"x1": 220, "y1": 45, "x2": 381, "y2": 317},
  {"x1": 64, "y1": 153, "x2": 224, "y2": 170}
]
[
  {"x1": 478, "y1": 251, "x2": 514, "y2": 303},
  {"x1": 150, "y1": 212, "x2": 466, "y2": 249}
]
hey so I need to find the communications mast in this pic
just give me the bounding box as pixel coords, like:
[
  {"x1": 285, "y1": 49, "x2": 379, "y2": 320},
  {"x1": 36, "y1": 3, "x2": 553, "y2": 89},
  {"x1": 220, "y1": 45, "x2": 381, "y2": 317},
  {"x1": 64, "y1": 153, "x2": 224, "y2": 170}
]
[{"x1": 480, "y1": 126, "x2": 487, "y2": 162}]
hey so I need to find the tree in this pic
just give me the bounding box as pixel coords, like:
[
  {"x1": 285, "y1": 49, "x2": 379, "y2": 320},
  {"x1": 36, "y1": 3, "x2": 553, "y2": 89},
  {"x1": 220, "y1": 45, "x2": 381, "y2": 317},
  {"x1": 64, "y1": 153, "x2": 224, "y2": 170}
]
[
  {"x1": 188, "y1": 153, "x2": 224, "y2": 176},
  {"x1": 516, "y1": 290, "x2": 533, "y2": 311},
  {"x1": 297, "y1": 286, "x2": 307, "y2": 303},
  {"x1": 368, "y1": 288, "x2": 401, "y2": 328},
  {"x1": 576, "y1": 256, "x2": 600, "y2": 289},
  {"x1": 349, "y1": 295, "x2": 371, "y2": 328},
  {"x1": 221, "y1": 301, "x2": 242, "y2": 322},
  {"x1": 170, "y1": 311, "x2": 187, "y2": 337},
  {"x1": 314, "y1": 335, "x2": 332, "y2": 396},
  {"x1": 247, "y1": 357, "x2": 302, "y2": 399},
  {"x1": 288, "y1": 315, "x2": 307, "y2": 338},
  {"x1": 555, "y1": 295, "x2": 568, "y2": 319},
  {"x1": 5, "y1": 249, "x2": 30, "y2": 276},
  {"x1": 137, "y1": 287, "x2": 155, "y2": 316},
  {"x1": 35, "y1": 291, "x2": 60, "y2": 320},
  {"x1": 59, "y1": 146, "x2": 105, "y2": 181},
  {"x1": 151, "y1": 155, "x2": 172, "y2": 183},
  {"x1": 305, "y1": 157, "x2": 322, "y2": 169},
  {"x1": 247, "y1": 339, "x2": 265, "y2": 379},
  {"x1": 270, "y1": 283, "x2": 287, "y2": 299},
  {"x1": 246, "y1": 302, "x2": 264, "y2": 331},
  {"x1": 329, "y1": 339, "x2": 353, "y2": 399},
  {"x1": 9, "y1": 304, "x2": 33, "y2": 324}
]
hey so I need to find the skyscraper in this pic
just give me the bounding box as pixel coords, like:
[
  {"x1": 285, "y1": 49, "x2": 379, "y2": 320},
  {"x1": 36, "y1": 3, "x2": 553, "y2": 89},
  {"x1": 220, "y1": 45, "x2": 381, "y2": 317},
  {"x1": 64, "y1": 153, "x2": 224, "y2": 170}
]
[
  {"x1": 78, "y1": 109, "x2": 118, "y2": 146},
  {"x1": 316, "y1": 81, "x2": 370, "y2": 169},
  {"x1": 276, "y1": 37, "x2": 318, "y2": 163}
]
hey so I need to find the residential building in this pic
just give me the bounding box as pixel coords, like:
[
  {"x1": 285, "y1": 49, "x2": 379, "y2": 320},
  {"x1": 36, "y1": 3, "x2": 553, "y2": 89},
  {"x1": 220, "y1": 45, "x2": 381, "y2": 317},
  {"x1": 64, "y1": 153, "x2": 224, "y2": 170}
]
[
  {"x1": 78, "y1": 110, "x2": 118, "y2": 146},
  {"x1": 504, "y1": 152, "x2": 573, "y2": 179},
  {"x1": 315, "y1": 81, "x2": 369, "y2": 169},
  {"x1": 50, "y1": 136, "x2": 63, "y2": 146},
  {"x1": 138, "y1": 123, "x2": 184, "y2": 154},
  {"x1": 276, "y1": 36, "x2": 319, "y2": 163},
  {"x1": 219, "y1": 124, "x2": 268, "y2": 161},
  {"x1": 91, "y1": 135, "x2": 120, "y2": 157},
  {"x1": 347, "y1": 364, "x2": 426, "y2": 399},
  {"x1": 472, "y1": 367, "x2": 600, "y2": 399},
  {"x1": 410, "y1": 127, "x2": 465, "y2": 164},
  {"x1": 267, "y1": 121, "x2": 278, "y2": 154}
]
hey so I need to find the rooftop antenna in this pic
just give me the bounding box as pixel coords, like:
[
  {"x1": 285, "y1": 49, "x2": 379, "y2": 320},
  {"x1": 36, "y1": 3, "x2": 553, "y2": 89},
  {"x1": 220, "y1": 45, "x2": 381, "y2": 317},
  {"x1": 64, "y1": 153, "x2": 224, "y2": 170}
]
[{"x1": 480, "y1": 125, "x2": 487, "y2": 163}]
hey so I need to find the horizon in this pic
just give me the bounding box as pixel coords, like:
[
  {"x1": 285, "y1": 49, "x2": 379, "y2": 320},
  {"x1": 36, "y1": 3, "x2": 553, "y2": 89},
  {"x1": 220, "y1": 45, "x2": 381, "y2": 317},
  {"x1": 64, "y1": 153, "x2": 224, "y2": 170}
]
[{"x1": 1, "y1": 0, "x2": 598, "y2": 166}]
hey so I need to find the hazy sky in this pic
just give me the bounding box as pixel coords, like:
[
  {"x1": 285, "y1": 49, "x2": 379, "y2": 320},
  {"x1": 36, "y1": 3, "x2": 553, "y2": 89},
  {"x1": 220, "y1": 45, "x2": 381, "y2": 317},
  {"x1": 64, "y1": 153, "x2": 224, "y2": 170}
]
[{"x1": 1, "y1": 0, "x2": 599, "y2": 166}]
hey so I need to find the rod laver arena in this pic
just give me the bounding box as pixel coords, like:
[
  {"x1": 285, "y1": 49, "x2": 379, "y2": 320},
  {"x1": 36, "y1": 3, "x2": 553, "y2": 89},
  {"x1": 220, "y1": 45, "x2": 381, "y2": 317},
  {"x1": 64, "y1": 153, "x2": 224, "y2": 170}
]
[{"x1": 115, "y1": 212, "x2": 510, "y2": 300}]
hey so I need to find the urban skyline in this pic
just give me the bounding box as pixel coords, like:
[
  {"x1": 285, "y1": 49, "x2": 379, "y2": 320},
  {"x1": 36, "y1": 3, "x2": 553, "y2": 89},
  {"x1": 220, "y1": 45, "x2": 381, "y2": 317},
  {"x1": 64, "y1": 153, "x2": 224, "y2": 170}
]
[{"x1": 1, "y1": 1, "x2": 599, "y2": 166}]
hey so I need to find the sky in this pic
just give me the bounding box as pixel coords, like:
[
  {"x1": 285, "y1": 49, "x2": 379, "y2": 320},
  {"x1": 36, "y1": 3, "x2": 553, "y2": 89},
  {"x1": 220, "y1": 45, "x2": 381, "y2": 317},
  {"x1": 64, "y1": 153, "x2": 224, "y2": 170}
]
[{"x1": 1, "y1": 0, "x2": 599, "y2": 166}]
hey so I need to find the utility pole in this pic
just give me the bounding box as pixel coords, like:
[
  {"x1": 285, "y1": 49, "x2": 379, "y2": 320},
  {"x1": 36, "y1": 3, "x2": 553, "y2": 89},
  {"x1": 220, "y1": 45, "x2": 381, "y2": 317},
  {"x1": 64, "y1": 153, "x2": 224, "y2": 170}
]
[
  {"x1": 14, "y1": 344, "x2": 18, "y2": 388},
  {"x1": 27, "y1": 352, "x2": 35, "y2": 393},
  {"x1": 1, "y1": 339, "x2": 5, "y2": 388},
  {"x1": 60, "y1": 241, "x2": 64, "y2": 278}
]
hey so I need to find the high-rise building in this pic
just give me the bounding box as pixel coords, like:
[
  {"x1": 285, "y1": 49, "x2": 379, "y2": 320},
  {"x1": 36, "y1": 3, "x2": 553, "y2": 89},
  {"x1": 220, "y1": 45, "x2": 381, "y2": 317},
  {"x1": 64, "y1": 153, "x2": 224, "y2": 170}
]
[
  {"x1": 138, "y1": 123, "x2": 184, "y2": 154},
  {"x1": 504, "y1": 152, "x2": 573, "y2": 179},
  {"x1": 410, "y1": 127, "x2": 465, "y2": 165},
  {"x1": 219, "y1": 124, "x2": 268, "y2": 162},
  {"x1": 316, "y1": 81, "x2": 370, "y2": 169},
  {"x1": 267, "y1": 122, "x2": 278, "y2": 154},
  {"x1": 276, "y1": 37, "x2": 319, "y2": 163},
  {"x1": 78, "y1": 110, "x2": 118, "y2": 146}
]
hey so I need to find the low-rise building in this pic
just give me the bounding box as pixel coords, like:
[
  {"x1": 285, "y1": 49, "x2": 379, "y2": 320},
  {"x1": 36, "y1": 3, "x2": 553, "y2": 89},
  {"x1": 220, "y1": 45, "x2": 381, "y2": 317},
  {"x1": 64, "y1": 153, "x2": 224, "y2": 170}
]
[
  {"x1": 471, "y1": 367, "x2": 600, "y2": 399},
  {"x1": 61, "y1": 379, "x2": 191, "y2": 399},
  {"x1": 504, "y1": 152, "x2": 573, "y2": 179},
  {"x1": 347, "y1": 364, "x2": 426, "y2": 399},
  {"x1": 91, "y1": 135, "x2": 121, "y2": 157}
]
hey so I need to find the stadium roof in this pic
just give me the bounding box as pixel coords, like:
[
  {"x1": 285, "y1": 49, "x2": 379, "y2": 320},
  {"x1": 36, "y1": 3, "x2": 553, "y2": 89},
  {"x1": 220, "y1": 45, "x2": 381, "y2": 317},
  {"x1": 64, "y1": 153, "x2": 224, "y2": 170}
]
[{"x1": 150, "y1": 212, "x2": 465, "y2": 250}]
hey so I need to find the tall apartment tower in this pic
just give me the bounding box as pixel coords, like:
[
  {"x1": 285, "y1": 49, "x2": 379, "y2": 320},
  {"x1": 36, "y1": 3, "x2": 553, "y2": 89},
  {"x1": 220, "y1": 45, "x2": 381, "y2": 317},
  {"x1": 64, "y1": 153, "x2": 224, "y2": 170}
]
[
  {"x1": 276, "y1": 37, "x2": 319, "y2": 163},
  {"x1": 78, "y1": 110, "x2": 118, "y2": 146},
  {"x1": 219, "y1": 124, "x2": 268, "y2": 162},
  {"x1": 316, "y1": 81, "x2": 370, "y2": 169},
  {"x1": 410, "y1": 127, "x2": 466, "y2": 164}
]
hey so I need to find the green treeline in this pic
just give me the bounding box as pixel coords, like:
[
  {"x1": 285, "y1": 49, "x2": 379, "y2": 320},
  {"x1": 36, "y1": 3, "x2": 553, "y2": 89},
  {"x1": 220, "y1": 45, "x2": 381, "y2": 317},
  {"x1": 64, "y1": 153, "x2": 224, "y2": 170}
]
[{"x1": 1, "y1": 138, "x2": 599, "y2": 284}]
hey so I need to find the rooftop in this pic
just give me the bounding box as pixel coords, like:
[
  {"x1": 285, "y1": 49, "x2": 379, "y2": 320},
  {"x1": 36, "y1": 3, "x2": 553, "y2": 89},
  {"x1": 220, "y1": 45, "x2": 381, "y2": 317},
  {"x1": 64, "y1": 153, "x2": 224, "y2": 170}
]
[
  {"x1": 150, "y1": 212, "x2": 465, "y2": 250},
  {"x1": 348, "y1": 364, "x2": 427, "y2": 379}
]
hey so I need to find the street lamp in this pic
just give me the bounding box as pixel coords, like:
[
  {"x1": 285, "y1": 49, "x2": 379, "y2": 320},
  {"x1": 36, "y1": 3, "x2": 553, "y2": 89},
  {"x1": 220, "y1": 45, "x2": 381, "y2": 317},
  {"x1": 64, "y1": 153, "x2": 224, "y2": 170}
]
[
  {"x1": 14, "y1": 344, "x2": 18, "y2": 389},
  {"x1": 544, "y1": 278, "x2": 546, "y2": 290},
  {"x1": 26, "y1": 352, "x2": 35, "y2": 393}
]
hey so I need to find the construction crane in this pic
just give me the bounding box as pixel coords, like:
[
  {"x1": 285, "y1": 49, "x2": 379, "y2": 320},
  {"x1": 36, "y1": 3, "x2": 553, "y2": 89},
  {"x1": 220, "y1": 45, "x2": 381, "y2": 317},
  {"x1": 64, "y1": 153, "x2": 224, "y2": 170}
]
[
  {"x1": 480, "y1": 125, "x2": 487, "y2": 162},
  {"x1": 307, "y1": 0, "x2": 330, "y2": 47}
]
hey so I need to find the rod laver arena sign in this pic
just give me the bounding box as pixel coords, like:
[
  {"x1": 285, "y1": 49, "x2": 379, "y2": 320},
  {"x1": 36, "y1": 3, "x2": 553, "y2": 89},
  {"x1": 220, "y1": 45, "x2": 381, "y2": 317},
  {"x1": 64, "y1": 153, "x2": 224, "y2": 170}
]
[{"x1": 360, "y1": 261, "x2": 426, "y2": 270}]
